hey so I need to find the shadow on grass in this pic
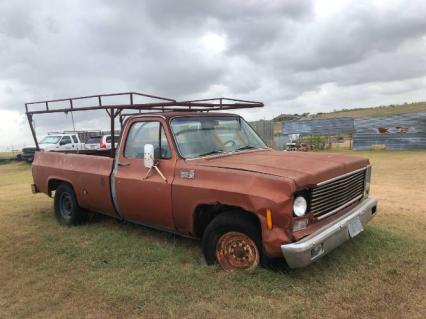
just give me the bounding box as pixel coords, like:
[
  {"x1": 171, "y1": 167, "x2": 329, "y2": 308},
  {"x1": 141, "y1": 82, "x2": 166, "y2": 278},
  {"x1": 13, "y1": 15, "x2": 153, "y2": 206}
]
[
  {"x1": 60, "y1": 211, "x2": 407, "y2": 278},
  {"x1": 35, "y1": 204, "x2": 417, "y2": 288}
]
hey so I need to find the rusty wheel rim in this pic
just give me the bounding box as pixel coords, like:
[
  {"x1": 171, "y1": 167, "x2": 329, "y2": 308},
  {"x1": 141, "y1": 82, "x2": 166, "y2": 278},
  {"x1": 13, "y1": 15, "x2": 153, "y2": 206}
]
[
  {"x1": 216, "y1": 232, "x2": 259, "y2": 271},
  {"x1": 59, "y1": 192, "x2": 73, "y2": 218}
]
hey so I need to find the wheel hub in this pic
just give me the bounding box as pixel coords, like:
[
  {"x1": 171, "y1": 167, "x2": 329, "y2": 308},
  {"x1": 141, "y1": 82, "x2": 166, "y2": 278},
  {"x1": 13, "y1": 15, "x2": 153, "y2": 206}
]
[
  {"x1": 60, "y1": 193, "x2": 73, "y2": 218},
  {"x1": 216, "y1": 232, "x2": 260, "y2": 271}
]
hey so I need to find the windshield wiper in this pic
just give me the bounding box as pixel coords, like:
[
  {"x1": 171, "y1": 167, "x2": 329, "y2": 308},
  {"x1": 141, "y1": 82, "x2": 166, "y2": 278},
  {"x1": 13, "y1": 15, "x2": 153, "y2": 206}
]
[
  {"x1": 235, "y1": 145, "x2": 257, "y2": 151},
  {"x1": 197, "y1": 150, "x2": 224, "y2": 157}
]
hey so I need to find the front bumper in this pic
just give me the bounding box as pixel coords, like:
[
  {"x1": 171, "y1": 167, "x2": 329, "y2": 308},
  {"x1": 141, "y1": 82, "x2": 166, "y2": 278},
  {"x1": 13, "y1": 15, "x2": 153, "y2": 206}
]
[
  {"x1": 21, "y1": 153, "x2": 34, "y2": 161},
  {"x1": 281, "y1": 197, "x2": 378, "y2": 268}
]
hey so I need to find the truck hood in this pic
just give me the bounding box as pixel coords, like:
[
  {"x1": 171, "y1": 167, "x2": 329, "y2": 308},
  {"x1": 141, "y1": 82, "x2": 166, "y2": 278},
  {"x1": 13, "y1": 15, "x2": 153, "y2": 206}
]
[{"x1": 192, "y1": 150, "x2": 369, "y2": 189}]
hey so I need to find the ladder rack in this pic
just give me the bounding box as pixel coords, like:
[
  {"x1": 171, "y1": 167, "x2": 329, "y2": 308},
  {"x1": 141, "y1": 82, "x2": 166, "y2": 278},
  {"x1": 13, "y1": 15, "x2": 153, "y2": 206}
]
[{"x1": 25, "y1": 91, "x2": 264, "y2": 155}]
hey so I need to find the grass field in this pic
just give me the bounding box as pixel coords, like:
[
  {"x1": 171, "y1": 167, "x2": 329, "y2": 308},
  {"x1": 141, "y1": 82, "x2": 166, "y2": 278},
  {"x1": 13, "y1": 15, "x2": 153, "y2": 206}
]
[
  {"x1": 0, "y1": 151, "x2": 17, "y2": 162},
  {"x1": 0, "y1": 151, "x2": 425, "y2": 318},
  {"x1": 308, "y1": 101, "x2": 426, "y2": 119}
]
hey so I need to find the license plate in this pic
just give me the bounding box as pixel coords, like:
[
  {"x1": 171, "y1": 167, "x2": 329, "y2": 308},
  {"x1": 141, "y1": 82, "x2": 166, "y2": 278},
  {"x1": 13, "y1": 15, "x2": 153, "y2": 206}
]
[{"x1": 348, "y1": 216, "x2": 364, "y2": 238}]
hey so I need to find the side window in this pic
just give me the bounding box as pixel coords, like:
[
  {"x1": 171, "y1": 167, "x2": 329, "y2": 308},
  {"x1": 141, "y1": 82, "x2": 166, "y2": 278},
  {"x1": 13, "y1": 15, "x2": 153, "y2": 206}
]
[
  {"x1": 72, "y1": 135, "x2": 78, "y2": 143},
  {"x1": 160, "y1": 127, "x2": 171, "y2": 159},
  {"x1": 61, "y1": 136, "x2": 71, "y2": 145},
  {"x1": 124, "y1": 122, "x2": 171, "y2": 159}
]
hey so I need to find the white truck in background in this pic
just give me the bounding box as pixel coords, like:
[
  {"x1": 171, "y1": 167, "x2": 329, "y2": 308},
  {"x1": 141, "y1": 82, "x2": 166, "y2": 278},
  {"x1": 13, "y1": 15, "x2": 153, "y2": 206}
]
[{"x1": 38, "y1": 133, "x2": 84, "y2": 151}]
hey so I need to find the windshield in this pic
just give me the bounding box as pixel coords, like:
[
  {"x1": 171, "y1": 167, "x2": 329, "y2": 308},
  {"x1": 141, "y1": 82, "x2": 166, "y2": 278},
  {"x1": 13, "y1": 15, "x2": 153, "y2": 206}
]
[
  {"x1": 170, "y1": 116, "x2": 267, "y2": 158},
  {"x1": 40, "y1": 135, "x2": 61, "y2": 144}
]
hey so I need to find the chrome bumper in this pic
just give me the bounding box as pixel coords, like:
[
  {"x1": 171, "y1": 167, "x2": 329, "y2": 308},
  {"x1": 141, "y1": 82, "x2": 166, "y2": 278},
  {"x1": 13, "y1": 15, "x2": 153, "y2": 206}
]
[{"x1": 281, "y1": 197, "x2": 378, "y2": 268}]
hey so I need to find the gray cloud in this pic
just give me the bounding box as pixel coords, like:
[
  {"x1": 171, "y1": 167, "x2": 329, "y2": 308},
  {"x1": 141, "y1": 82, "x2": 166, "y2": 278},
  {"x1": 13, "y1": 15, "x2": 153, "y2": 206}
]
[{"x1": 0, "y1": 0, "x2": 426, "y2": 148}]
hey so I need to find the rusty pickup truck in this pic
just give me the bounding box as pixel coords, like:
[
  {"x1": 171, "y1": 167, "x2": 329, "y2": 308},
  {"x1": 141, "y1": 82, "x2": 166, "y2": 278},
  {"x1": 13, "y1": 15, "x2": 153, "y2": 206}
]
[{"x1": 27, "y1": 92, "x2": 377, "y2": 270}]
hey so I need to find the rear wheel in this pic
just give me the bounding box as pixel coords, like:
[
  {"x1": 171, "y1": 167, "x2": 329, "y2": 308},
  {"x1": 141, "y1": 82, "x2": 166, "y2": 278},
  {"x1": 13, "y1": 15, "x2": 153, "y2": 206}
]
[
  {"x1": 54, "y1": 183, "x2": 87, "y2": 226},
  {"x1": 202, "y1": 212, "x2": 263, "y2": 271}
]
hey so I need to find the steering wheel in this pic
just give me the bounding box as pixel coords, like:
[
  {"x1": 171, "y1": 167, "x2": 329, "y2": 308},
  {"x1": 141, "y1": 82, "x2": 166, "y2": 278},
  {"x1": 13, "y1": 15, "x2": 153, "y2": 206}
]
[{"x1": 224, "y1": 140, "x2": 237, "y2": 149}]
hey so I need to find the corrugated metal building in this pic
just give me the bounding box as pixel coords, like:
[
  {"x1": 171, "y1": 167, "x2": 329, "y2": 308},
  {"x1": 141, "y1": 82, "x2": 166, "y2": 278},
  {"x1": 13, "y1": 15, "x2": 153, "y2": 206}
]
[
  {"x1": 250, "y1": 120, "x2": 274, "y2": 147},
  {"x1": 353, "y1": 112, "x2": 426, "y2": 150},
  {"x1": 251, "y1": 112, "x2": 426, "y2": 151},
  {"x1": 282, "y1": 117, "x2": 355, "y2": 135}
]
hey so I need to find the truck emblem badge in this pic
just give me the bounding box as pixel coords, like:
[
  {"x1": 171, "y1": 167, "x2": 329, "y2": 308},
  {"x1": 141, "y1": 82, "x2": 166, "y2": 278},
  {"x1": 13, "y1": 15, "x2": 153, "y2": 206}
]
[{"x1": 180, "y1": 170, "x2": 195, "y2": 179}]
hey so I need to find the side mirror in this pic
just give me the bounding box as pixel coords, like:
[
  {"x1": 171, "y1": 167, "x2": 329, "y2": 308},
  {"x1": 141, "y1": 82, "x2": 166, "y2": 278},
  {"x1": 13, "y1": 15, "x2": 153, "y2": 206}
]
[
  {"x1": 144, "y1": 144, "x2": 155, "y2": 169},
  {"x1": 59, "y1": 140, "x2": 66, "y2": 145}
]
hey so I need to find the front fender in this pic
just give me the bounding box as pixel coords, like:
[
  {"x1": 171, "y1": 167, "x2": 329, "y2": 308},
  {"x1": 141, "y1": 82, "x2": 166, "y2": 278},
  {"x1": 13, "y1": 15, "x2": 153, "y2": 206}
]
[{"x1": 172, "y1": 161, "x2": 296, "y2": 257}]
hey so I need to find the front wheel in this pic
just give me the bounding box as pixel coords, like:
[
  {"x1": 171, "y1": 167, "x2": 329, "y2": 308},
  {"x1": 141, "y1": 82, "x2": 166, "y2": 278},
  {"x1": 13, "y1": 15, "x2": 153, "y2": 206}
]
[
  {"x1": 54, "y1": 183, "x2": 87, "y2": 226},
  {"x1": 202, "y1": 212, "x2": 264, "y2": 271}
]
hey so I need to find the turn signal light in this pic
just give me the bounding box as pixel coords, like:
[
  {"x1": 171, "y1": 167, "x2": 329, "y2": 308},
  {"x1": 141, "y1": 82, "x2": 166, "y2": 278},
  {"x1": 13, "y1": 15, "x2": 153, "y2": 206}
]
[{"x1": 266, "y1": 208, "x2": 273, "y2": 230}]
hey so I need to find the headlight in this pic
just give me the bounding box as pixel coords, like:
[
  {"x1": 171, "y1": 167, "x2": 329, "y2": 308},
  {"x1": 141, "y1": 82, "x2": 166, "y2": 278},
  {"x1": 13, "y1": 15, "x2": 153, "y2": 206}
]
[{"x1": 293, "y1": 196, "x2": 307, "y2": 217}]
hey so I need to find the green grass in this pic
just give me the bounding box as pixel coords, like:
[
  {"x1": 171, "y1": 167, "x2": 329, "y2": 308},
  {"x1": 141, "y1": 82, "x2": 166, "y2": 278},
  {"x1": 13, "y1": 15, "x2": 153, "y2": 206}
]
[
  {"x1": 0, "y1": 161, "x2": 31, "y2": 185},
  {"x1": 0, "y1": 153, "x2": 425, "y2": 318},
  {"x1": 308, "y1": 101, "x2": 426, "y2": 119},
  {"x1": 0, "y1": 151, "x2": 18, "y2": 163},
  {"x1": 0, "y1": 151, "x2": 16, "y2": 158}
]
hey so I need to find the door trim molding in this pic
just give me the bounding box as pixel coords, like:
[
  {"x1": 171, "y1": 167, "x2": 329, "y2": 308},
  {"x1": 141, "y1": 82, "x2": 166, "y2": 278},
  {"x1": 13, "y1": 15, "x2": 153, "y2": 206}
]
[{"x1": 110, "y1": 150, "x2": 123, "y2": 219}]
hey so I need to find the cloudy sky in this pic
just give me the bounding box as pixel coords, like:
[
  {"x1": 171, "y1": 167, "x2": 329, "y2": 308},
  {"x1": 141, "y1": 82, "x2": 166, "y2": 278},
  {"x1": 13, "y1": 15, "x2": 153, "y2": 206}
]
[{"x1": 1, "y1": 0, "x2": 426, "y2": 149}]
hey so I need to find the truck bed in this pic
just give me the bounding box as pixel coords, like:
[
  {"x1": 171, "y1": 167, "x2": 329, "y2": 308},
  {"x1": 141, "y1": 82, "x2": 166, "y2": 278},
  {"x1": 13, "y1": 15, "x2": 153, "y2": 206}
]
[{"x1": 32, "y1": 151, "x2": 118, "y2": 217}]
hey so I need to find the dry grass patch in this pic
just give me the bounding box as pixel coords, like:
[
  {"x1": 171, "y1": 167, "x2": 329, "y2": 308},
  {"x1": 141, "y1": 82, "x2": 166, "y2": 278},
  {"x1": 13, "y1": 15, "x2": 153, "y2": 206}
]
[
  {"x1": 309, "y1": 101, "x2": 426, "y2": 119},
  {"x1": 0, "y1": 154, "x2": 425, "y2": 318}
]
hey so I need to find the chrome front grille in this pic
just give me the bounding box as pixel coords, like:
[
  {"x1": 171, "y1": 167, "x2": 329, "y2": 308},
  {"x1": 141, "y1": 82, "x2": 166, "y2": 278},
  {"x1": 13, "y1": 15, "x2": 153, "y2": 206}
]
[{"x1": 311, "y1": 168, "x2": 366, "y2": 220}]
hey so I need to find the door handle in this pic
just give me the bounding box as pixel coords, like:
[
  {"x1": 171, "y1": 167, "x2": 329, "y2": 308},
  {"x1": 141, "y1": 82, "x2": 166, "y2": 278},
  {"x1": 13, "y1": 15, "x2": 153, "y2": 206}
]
[{"x1": 118, "y1": 162, "x2": 131, "y2": 167}]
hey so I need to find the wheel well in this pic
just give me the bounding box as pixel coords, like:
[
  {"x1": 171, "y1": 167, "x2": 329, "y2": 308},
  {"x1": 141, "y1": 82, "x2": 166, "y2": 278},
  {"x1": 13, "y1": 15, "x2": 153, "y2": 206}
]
[
  {"x1": 48, "y1": 179, "x2": 71, "y2": 197},
  {"x1": 193, "y1": 204, "x2": 261, "y2": 238}
]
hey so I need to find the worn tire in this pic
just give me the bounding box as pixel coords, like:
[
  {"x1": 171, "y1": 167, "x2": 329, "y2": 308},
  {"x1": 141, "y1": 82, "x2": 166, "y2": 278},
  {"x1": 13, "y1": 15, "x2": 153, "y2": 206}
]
[
  {"x1": 202, "y1": 211, "x2": 264, "y2": 271},
  {"x1": 54, "y1": 183, "x2": 87, "y2": 226}
]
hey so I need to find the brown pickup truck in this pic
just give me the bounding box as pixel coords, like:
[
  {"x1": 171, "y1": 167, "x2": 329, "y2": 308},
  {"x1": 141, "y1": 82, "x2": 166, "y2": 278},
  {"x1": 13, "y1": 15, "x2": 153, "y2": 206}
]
[{"x1": 28, "y1": 93, "x2": 377, "y2": 271}]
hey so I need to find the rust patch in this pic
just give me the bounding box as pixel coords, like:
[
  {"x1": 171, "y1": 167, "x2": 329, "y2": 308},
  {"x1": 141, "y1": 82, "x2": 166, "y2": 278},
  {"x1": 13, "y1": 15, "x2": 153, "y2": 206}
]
[{"x1": 377, "y1": 126, "x2": 410, "y2": 134}]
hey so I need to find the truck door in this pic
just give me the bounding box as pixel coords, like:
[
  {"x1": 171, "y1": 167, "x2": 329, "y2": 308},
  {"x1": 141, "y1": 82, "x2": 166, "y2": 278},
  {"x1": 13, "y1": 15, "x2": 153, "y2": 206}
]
[
  {"x1": 71, "y1": 135, "x2": 80, "y2": 150},
  {"x1": 113, "y1": 119, "x2": 176, "y2": 229},
  {"x1": 59, "y1": 136, "x2": 73, "y2": 150}
]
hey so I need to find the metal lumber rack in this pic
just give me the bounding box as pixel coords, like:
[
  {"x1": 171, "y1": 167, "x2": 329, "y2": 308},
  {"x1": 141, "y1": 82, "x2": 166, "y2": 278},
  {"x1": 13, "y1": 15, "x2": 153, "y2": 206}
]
[{"x1": 25, "y1": 91, "x2": 264, "y2": 155}]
